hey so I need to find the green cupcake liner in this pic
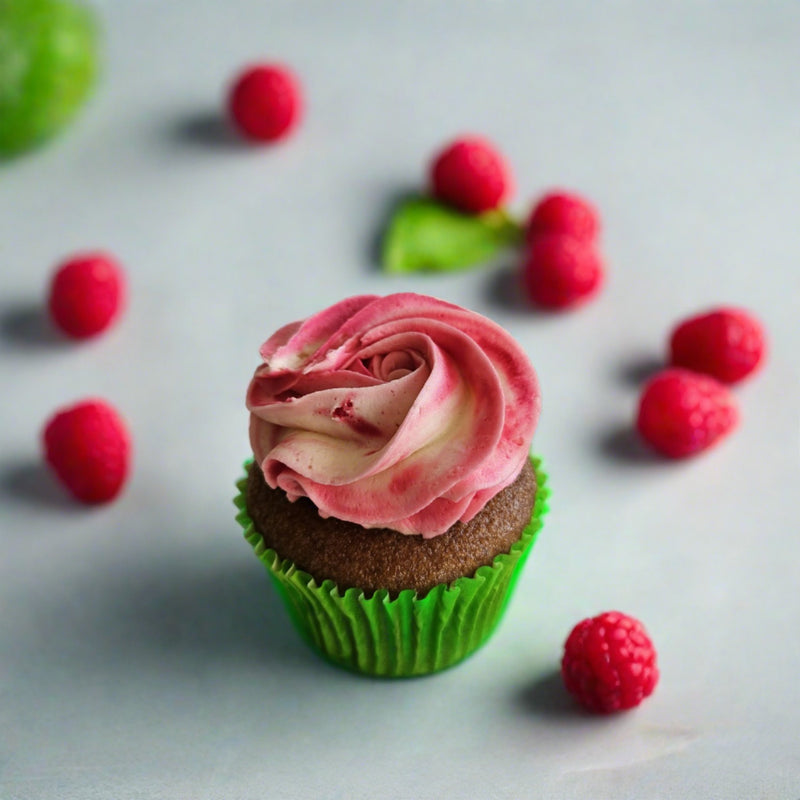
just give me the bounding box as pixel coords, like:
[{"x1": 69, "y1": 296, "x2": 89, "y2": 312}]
[{"x1": 234, "y1": 456, "x2": 549, "y2": 678}]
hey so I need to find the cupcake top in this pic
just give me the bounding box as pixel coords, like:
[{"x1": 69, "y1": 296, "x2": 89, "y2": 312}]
[{"x1": 246, "y1": 293, "x2": 540, "y2": 537}]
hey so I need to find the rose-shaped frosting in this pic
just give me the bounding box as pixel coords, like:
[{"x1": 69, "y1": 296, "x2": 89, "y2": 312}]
[{"x1": 246, "y1": 293, "x2": 540, "y2": 537}]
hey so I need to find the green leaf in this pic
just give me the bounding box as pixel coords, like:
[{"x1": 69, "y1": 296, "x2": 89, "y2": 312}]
[
  {"x1": 0, "y1": 0, "x2": 100, "y2": 158},
  {"x1": 382, "y1": 196, "x2": 523, "y2": 274}
]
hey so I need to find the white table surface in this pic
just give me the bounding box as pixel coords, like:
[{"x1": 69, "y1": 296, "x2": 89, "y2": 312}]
[{"x1": 2, "y1": 1, "x2": 799, "y2": 798}]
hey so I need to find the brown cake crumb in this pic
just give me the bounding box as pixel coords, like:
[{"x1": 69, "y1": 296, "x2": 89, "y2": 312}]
[{"x1": 245, "y1": 460, "x2": 537, "y2": 595}]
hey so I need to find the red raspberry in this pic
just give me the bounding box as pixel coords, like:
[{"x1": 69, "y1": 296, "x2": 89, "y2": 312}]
[
  {"x1": 562, "y1": 611, "x2": 659, "y2": 714},
  {"x1": 636, "y1": 368, "x2": 738, "y2": 458},
  {"x1": 43, "y1": 399, "x2": 131, "y2": 504},
  {"x1": 430, "y1": 136, "x2": 512, "y2": 214},
  {"x1": 48, "y1": 252, "x2": 126, "y2": 339},
  {"x1": 526, "y1": 190, "x2": 600, "y2": 245},
  {"x1": 521, "y1": 234, "x2": 604, "y2": 309},
  {"x1": 669, "y1": 307, "x2": 766, "y2": 384},
  {"x1": 228, "y1": 63, "x2": 302, "y2": 143}
]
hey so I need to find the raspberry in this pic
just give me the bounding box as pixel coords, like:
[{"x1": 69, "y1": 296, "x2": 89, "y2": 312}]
[
  {"x1": 636, "y1": 368, "x2": 738, "y2": 458},
  {"x1": 521, "y1": 234, "x2": 604, "y2": 309},
  {"x1": 43, "y1": 399, "x2": 131, "y2": 504},
  {"x1": 669, "y1": 307, "x2": 766, "y2": 384},
  {"x1": 48, "y1": 252, "x2": 126, "y2": 339},
  {"x1": 561, "y1": 611, "x2": 659, "y2": 714},
  {"x1": 228, "y1": 63, "x2": 302, "y2": 143},
  {"x1": 526, "y1": 190, "x2": 600, "y2": 245},
  {"x1": 430, "y1": 136, "x2": 512, "y2": 214}
]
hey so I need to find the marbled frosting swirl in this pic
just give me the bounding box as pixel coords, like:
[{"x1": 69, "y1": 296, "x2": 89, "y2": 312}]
[{"x1": 246, "y1": 293, "x2": 540, "y2": 537}]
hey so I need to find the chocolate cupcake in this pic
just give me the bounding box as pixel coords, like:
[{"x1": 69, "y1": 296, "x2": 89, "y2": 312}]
[{"x1": 235, "y1": 293, "x2": 548, "y2": 676}]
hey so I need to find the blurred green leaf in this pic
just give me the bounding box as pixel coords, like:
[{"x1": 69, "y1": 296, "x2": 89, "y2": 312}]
[
  {"x1": 0, "y1": 0, "x2": 99, "y2": 157},
  {"x1": 382, "y1": 196, "x2": 523, "y2": 274}
]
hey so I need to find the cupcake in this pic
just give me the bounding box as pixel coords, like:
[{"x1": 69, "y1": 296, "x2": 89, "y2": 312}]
[{"x1": 234, "y1": 293, "x2": 548, "y2": 676}]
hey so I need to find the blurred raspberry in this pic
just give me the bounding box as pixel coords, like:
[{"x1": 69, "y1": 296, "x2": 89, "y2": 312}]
[
  {"x1": 636, "y1": 368, "x2": 738, "y2": 458},
  {"x1": 521, "y1": 234, "x2": 604, "y2": 309},
  {"x1": 526, "y1": 190, "x2": 600, "y2": 244},
  {"x1": 48, "y1": 252, "x2": 126, "y2": 339},
  {"x1": 43, "y1": 399, "x2": 131, "y2": 504},
  {"x1": 669, "y1": 307, "x2": 766, "y2": 384},
  {"x1": 228, "y1": 63, "x2": 302, "y2": 142},
  {"x1": 430, "y1": 136, "x2": 512, "y2": 213}
]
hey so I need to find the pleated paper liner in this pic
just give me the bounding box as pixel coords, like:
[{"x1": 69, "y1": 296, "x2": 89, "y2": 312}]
[{"x1": 234, "y1": 456, "x2": 549, "y2": 678}]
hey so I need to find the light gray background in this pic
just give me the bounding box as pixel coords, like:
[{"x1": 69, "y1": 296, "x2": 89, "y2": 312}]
[{"x1": 1, "y1": 1, "x2": 799, "y2": 798}]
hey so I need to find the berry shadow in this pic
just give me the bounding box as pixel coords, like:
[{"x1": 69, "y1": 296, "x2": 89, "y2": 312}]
[
  {"x1": 515, "y1": 668, "x2": 582, "y2": 719},
  {"x1": 598, "y1": 425, "x2": 665, "y2": 465},
  {"x1": 486, "y1": 265, "x2": 527, "y2": 311},
  {"x1": 0, "y1": 459, "x2": 80, "y2": 513},
  {"x1": 0, "y1": 302, "x2": 66, "y2": 349},
  {"x1": 170, "y1": 110, "x2": 244, "y2": 149},
  {"x1": 616, "y1": 353, "x2": 664, "y2": 387},
  {"x1": 485, "y1": 265, "x2": 572, "y2": 319}
]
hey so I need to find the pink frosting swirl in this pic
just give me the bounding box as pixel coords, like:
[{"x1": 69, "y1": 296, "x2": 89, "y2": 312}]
[{"x1": 246, "y1": 293, "x2": 540, "y2": 537}]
